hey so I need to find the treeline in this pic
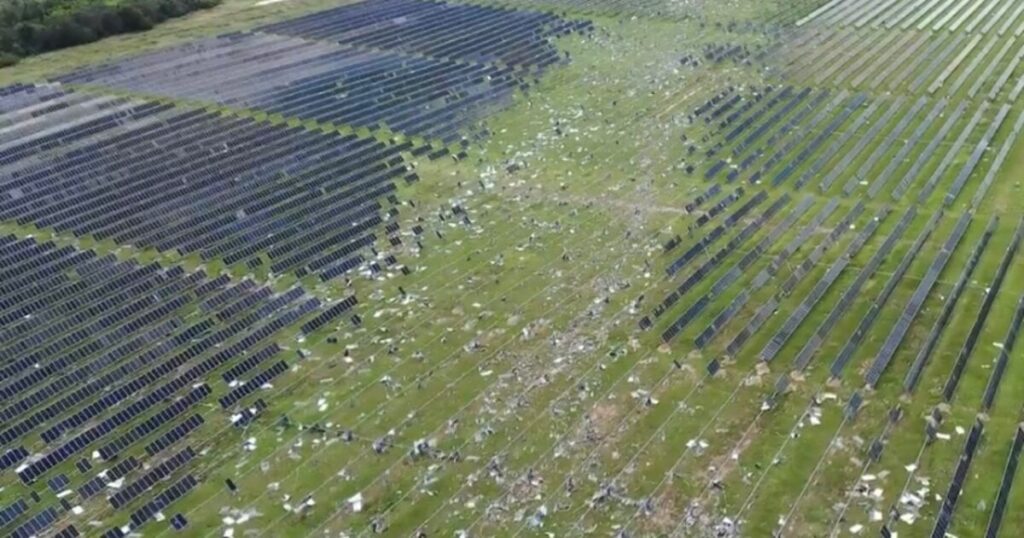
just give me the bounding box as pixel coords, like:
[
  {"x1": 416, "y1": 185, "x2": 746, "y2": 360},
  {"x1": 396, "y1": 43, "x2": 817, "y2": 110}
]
[{"x1": 0, "y1": 0, "x2": 222, "y2": 67}]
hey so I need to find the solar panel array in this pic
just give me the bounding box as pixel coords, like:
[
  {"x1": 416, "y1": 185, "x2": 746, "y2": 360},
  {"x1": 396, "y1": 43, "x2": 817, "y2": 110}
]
[
  {"x1": 792, "y1": 0, "x2": 1024, "y2": 102},
  {"x1": 649, "y1": 0, "x2": 1024, "y2": 388},
  {"x1": 257, "y1": 0, "x2": 582, "y2": 70},
  {"x1": 0, "y1": 234, "x2": 320, "y2": 536},
  {"x1": 650, "y1": 5, "x2": 1024, "y2": 529},
  {"x1": 56, "y1": 0, "x2": 591, "y2": 143},
  {"x1": 0, "y1": 84, "x2": 408, "y2": 281},
  {"x1": 3, "y1": 0, "x2": 1024, "y2": 535}
]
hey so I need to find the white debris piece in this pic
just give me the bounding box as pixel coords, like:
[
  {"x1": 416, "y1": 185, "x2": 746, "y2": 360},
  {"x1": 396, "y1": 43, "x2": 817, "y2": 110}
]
[{"x1": 348, "y1": 492, "x2": 363, "y2": 513}]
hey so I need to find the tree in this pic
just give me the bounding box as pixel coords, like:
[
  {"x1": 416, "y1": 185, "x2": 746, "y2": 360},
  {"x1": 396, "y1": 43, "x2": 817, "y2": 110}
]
[{"x1": 0, "y1": 0, "x2": 222, "y2": 66}]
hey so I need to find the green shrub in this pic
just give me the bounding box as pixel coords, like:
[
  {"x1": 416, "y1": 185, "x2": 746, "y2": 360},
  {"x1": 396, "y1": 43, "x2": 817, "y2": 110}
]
[{"x1": 0, "y1": 52, "x2": 19, "y2": 68}]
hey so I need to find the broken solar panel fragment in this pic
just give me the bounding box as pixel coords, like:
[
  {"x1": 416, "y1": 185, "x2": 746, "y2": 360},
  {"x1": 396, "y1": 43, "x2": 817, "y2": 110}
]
[{"x1": 170, "y1": 513, "x2": 188, "y2": 531}]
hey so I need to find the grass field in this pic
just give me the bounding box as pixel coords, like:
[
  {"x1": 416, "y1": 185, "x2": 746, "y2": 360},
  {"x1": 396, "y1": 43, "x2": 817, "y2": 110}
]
[{"x1": 1, "y1": 0, "x2": 1024, "y2": 537}]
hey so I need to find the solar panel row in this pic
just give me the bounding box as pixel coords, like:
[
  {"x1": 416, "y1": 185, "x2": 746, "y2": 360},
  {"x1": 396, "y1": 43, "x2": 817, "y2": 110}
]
[
  {"x1": 231, "y1": 399, "x2": 268, "y2": 428},
  {"x1": 696, "y1": 188, "x2": 744, "y2": 226},
  {"x1": 0, "y1": 500, "x2": 28, "y2": 528},
  {"x1": 145, "y1": 414, "x2": 204, "y2": 457},
  {"x1": 9, "y1": 506, "x2": 58, "y2": 538},
  {"x1": 931, "y1": 419, "x2": 984, "y2": 538},
  {"x1": 985, "y1": 425, "x2": 1024, "y2": 538},
  {"x1": 980, "y1": 293, "x2": 1024, "y2": 410},
  {"x1": 301, "y1": 295, "x2": 360, "y2": 334}
]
